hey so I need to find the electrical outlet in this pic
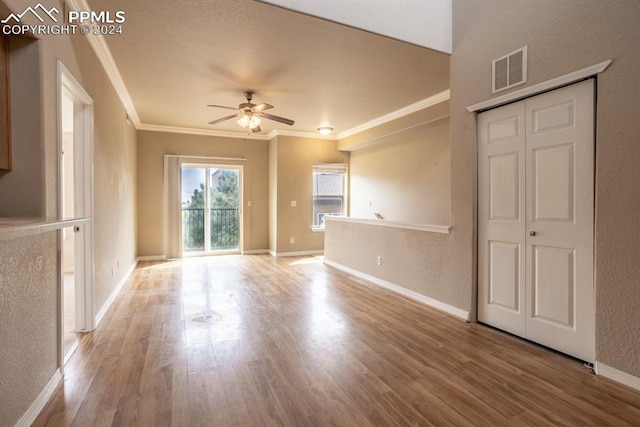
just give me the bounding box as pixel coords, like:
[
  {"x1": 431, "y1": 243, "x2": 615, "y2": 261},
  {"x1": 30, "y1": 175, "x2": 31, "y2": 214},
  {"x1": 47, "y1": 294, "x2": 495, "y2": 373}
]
[
  {"x1": 248, "y1": 200, "x2": 252, "y2": 207},
  {"x1": 36, "y1": 256, "x2": 43, "y2": 270},
  {"x1": 290, "y1": 237, "x2": 295, "y2": 244},
  {"x1": 368, "y1": 200, "x2": 373, "y2": 207},
  {"x1": 376, "y1": 256, "x2": 382, "y2": 266},
  {"x1": 290, "y1": 201, "x2": 297, "y2": 207}
]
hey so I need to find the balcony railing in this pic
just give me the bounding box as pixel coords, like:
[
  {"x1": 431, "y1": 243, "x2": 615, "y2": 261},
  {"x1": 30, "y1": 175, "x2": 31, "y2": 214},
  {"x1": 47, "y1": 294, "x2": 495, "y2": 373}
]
[{"x1": 182, "y1": 207, "x2": 239, "y2": 252}]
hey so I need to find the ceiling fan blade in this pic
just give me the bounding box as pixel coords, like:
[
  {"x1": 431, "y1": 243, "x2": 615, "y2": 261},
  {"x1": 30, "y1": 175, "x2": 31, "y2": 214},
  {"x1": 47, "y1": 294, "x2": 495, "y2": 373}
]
[
  {"x1": 251, "y1": 125, "x2": 262, "y2": 133},
  {"x1": 252, "y1": 103, "x2": 273, "y2": 113},
  {"x1": 207, "y1": 104, "x2": 238, "y2": 110},
  {"x1": 208, "y1": 113, "x2": 239, "y2": 125},
  {"x1": 261, "y1": 112, "x2": 294, "y2": 126}
]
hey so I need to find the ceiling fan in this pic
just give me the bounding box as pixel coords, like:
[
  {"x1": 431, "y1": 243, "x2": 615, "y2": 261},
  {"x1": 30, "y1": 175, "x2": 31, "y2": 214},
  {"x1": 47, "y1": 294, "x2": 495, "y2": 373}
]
[{"x1": 207, "y1": 91, "x2": 294, "y2": 133}]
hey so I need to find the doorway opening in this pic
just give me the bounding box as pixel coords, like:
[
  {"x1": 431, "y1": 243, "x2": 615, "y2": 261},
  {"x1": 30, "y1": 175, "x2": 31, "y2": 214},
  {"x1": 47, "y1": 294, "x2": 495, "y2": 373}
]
[
  {"x1": 181, "y1": 165, "x2": 242, "y2": 256},
  {"x1": 60, "y1": 92, "x2": 78, "y2": 359},
  {"x1": 58, "y1": 61, "x2": 95, "y2": 366}
]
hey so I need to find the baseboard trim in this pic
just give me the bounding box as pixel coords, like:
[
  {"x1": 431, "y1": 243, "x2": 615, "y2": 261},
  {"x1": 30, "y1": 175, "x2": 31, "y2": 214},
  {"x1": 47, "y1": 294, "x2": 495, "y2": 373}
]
[
  {"x1": 63, "y1": 338, "x2": 81, "y2": 365},
  {"x1": 595, "y1": 362, "x2": 640, "y2": 391},
  {"x1": 271, "y1": 250, "x2": 324, "y2": 258},
  {"x1": 242, "y1": 249, "x2": 270, "y2": 255},
  {"x1": 138, "y1": 252, "x2": 274, "y2": 259},
  {"x1": 94, "y1": 260, "x2": 137, "y2": 328},
  {"x1": 15, "y1": 369, "x2": 62, "y2": 427},
  {"x1": 324, "y1": 259, "x2": 470, "y2": 322},
  {"x1": 137, "y1": 255, "x2": 165, "y2": 261}
]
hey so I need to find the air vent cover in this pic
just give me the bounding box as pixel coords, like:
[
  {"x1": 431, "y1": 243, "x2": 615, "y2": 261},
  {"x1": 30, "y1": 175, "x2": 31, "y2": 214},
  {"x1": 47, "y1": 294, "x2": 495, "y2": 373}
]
[{"x1": 492, "y1": 46, "x2": 527, "y2": 93}]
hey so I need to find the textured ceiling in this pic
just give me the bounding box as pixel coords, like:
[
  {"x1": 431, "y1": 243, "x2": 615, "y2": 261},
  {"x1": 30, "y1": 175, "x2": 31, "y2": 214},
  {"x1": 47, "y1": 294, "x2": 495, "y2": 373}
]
[{"x1": 89, "y1": 0, "x2": 450, "y2": 136}]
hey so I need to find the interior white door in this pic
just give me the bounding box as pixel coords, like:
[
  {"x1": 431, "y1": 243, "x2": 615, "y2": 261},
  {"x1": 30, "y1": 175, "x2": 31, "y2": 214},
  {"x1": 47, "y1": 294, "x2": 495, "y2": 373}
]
[
  {"x1": 524, "y1": 80, "x2": 594, "y2": 362},
  {"x1": 478, "y1": 101, "x2": 526, "y2": 337},
  {"x1": 478, "y1": 80, "x2": 595, "y2": 362}
]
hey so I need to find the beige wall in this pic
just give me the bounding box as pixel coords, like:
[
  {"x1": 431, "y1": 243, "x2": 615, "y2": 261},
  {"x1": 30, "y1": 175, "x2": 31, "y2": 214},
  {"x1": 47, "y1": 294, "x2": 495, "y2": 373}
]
[
  {"x1": 338, "y1": 100, "x2": 449, "y2": 151},
  {"x1": 325, "y1": 220, "x2": 456, "y2": 305},
  {"x1": 137, "y1": 131, "x2": 269, "y2": 256},
  {"x1": 0, "y1": 232, "x2": 57, "y2": 426},
  {"x1": 452, "y1": 0, "x2": 640, "y2": 376},
  {"x1": 325, "y1": 101, "x2": 464, "y2": 312},
  {"x1": 349, "y1": 117, "x2": 450, "y2": 225},
  {"x1": 0, "y1": 35, "x2": 44, "y2": 216},
  {"x1": 270, "y1": 135, "x2": 348, "y2": 254},
  {"x1": 0, "y1": 0, "x2": 138, "y2": 423}
]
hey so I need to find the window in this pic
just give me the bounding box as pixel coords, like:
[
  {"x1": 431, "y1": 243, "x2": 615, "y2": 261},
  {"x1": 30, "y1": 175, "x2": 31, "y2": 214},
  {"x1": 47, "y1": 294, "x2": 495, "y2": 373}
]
[{"x1": 312, "y1": 163, "x2": 347, "y2": 229}]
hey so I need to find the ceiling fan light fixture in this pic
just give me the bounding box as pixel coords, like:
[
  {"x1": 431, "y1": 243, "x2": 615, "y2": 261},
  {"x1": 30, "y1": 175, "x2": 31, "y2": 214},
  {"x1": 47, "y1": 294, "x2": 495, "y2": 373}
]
[
  {"x1": 318, "y1": 126, "x2": 333, "y2": 135},
  {"x1": 237, "y1": 114, "x2": 262, "y2": 129},
  {"x1": 237, "y1": 115, "x2": 249, "y2": 128},
  {"x1": 250, "y1": 115, "x2": 262, "y2": 128}
]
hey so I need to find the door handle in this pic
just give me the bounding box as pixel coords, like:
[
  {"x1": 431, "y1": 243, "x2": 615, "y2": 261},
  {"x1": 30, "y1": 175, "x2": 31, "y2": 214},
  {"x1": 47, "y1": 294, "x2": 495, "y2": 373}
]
[{"x1": 529, "y1": 231, "x2": 536, "y2": 236}]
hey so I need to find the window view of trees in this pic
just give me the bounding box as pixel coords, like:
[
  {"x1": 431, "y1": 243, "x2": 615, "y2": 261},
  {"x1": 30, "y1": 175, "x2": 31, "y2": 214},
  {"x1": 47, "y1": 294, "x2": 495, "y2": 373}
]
[{"x1": 182, "y1": 168, "x2": 239, "y2": 252}]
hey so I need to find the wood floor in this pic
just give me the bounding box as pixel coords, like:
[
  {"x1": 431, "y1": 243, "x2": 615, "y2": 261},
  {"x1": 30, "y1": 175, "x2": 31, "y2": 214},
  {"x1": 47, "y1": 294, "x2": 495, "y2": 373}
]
[{"x1": 35, "y1": 255, "x2": 640, "y2": 426}]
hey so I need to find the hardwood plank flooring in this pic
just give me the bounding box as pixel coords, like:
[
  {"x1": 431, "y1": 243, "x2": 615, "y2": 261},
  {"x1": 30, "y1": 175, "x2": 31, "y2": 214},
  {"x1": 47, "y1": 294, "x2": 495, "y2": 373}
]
[{"x1": 34, "y1": 255, "x2": 640, "y2": 426}]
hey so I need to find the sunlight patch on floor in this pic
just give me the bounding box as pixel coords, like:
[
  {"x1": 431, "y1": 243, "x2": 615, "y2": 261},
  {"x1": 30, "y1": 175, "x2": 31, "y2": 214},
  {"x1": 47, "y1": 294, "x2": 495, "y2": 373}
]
[{"x1": 289, "y1": 255, "x2": 324, "y2": 266}]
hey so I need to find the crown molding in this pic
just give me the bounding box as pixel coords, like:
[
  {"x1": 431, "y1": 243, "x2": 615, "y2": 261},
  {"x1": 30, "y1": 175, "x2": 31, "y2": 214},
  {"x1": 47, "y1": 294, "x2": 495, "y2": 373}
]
[
  {"x1": 336, "y1": 89, "x2": 450, "y2": 140},
  {"x1": 138, "y1": 124, "x2": 271, "y2": 140},
  {"x1": 267, "y1": 129, "x2": 336, "y2": 140},
  {"x1": 137, "y1": 125, "x2": 337, "y2": 141},
  {"x1": 66, "y1": 0, "x2": 141, "y2": 126}
]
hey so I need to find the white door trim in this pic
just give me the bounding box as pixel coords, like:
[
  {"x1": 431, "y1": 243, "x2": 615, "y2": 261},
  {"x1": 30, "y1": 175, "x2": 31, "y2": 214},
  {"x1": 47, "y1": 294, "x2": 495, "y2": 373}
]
[
  {"x1": 466, "y1": 60, "x2": 610, "y2": 113},
  {"x1": 57, "y1": 61, "x2": 95, "y2": 369}
]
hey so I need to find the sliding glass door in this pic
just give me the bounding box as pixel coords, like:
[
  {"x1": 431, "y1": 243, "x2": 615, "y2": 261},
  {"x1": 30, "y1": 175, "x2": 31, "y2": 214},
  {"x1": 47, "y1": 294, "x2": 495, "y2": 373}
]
[{"x1": 181, "y1": 165, "x2": 241, "y2": 255}]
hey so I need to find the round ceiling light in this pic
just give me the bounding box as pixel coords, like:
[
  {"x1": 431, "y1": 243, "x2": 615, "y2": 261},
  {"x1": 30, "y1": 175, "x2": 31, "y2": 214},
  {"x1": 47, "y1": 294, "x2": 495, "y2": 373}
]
[{"x1": 318, "y1": 127, "x2": 333, "y2": 135}]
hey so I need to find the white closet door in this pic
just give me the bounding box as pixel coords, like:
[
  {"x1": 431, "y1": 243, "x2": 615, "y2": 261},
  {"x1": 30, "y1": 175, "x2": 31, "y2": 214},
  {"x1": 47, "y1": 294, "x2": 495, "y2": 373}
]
[
  {"x1": 524, "y1": 79, "x2": 594, "y2": 362},
  {"x1": 478, "y1": 102, "x2": 526, "y2": 336},
  {"x1": 478, "y1": 80, "x2": 594, "y2": 362}
]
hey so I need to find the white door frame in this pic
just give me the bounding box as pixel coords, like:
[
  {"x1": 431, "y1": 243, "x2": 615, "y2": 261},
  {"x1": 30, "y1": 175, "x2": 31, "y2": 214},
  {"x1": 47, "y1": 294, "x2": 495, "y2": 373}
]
[{"x1": 57, "y1": 61, "x2": 95, "y2": 366}]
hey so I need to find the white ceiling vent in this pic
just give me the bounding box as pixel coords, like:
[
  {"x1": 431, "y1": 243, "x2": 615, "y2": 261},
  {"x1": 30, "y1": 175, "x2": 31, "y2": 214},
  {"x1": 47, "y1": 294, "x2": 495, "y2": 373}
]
[{"x1": 492, "y1": 46, "x2": 527, "y2": 93}]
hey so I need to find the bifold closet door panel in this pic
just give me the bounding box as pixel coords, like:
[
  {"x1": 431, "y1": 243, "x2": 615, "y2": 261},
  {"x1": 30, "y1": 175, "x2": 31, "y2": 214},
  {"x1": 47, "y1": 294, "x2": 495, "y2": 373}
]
[
  {"x1": 524, "y1": 79, "x2": 595, "y2": 363},
  {"x1": 478, "y1": 101, "x2": 526, "y2": 337}
]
